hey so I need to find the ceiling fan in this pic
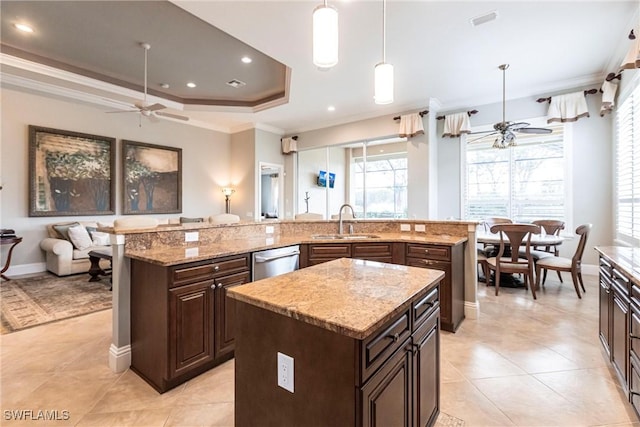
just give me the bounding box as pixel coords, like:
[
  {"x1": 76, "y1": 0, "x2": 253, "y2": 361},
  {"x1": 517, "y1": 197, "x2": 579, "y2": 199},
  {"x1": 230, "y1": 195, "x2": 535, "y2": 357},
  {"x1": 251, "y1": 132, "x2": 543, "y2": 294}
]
[
  {"x1": 106, "y1": 43, "x2": 188, "y2": 123},
  {"x1": 469, "y1": 64, "x2": 551, "y2": 148}
]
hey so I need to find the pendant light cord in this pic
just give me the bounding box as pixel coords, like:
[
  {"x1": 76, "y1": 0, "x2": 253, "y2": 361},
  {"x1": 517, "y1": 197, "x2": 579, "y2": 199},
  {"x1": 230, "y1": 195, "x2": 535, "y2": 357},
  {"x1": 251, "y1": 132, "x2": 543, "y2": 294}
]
[
  {"x1": 502, "y1": 66, "x2": 505, "y2": 123},
  {"x1": 382, "y1": 0, "x2": 387, "y2": 63}
]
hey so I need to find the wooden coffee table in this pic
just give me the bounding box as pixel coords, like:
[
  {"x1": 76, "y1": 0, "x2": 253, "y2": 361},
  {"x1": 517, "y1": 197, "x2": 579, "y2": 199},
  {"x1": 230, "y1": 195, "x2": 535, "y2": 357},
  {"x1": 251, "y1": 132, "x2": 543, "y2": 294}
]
[
  {"x1": 1, "y1": 236, "x2": 22, "y2": 281},
  {"x1": 88, "y1": 248, "x2": 113, "y2": 289}
]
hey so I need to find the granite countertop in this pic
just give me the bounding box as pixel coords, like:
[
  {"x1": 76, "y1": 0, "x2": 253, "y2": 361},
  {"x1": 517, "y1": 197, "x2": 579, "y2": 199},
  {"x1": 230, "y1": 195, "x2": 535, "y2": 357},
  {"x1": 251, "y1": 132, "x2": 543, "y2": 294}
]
[
  {"x1": 595, "y1": 246, "x2": 640, "y2": 286},
  {"x1": 125, "y1": 232, "x2": 467, "y2": 266},
  {"x1": 227, "y1": 258, "x2": 444, "y2": 339}
]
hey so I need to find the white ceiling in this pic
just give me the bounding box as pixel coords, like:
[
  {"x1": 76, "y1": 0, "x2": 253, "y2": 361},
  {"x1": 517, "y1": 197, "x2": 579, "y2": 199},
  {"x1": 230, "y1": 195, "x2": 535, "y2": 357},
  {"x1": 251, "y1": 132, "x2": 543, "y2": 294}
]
[{"x1": 2, "y1": 1, "x2": 637, "y2": 135}]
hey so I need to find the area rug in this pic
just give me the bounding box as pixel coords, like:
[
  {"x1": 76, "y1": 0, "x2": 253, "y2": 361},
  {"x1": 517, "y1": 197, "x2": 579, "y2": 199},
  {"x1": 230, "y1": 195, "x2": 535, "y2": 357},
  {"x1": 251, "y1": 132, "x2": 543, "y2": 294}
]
[
  {"x1": 435, "y1": 412, "x2": 465, "y2": 427},
  {"x1": 0, "y1": 273, "x2": 111, "y2": 334}
]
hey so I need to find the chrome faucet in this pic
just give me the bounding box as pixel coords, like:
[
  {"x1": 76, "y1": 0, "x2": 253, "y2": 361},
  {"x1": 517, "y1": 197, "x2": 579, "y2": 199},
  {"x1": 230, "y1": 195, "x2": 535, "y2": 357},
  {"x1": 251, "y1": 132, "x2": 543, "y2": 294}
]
[{"x1": 338, "y1": 203, "x2": 356, "y2": 234}]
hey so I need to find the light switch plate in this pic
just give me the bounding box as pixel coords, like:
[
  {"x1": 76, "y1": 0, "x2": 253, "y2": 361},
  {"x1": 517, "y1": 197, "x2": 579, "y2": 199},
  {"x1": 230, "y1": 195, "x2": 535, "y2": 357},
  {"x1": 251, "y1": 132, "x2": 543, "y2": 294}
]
[
  {"x1": 277, "y1": 352, "x2": 294, "y2": 393},
  {"x1": 400, "y1": 224, "x2": 411, "y2": 232},
  {"x1": 185, "y1": 231, "x2": 199, "y2": 242},
  {"x1": 265, "y1": 225, "x2": 275, "y2": 234},
  {"x1": 415, "y1": 224, "x2": 426, "y2": 232}
]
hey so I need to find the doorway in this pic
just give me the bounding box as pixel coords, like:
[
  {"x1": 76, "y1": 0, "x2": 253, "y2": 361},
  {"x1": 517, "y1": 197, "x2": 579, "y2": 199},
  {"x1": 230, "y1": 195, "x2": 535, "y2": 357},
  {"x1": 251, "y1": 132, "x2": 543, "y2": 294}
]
[{"x1": 258, "y1": 162, "x2": 284, "y2": 220}]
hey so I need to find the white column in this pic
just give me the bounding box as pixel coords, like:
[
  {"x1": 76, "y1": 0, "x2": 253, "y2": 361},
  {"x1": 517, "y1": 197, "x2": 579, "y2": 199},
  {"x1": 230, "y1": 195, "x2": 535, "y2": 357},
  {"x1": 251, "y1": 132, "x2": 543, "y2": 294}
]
[
  {"x1": 464, "y1": 223, "x2": 480, "y2": 319},
  {"x1": 108, "y1": 233, "x2": 131, "y2": 372}
]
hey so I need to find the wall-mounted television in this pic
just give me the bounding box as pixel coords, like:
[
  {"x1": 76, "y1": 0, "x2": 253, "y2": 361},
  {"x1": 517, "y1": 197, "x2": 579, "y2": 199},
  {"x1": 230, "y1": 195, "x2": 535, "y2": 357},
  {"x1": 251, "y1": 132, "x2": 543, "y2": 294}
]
[{"x1": 317, "y1": 170, "x2": 335, "y2": 188}]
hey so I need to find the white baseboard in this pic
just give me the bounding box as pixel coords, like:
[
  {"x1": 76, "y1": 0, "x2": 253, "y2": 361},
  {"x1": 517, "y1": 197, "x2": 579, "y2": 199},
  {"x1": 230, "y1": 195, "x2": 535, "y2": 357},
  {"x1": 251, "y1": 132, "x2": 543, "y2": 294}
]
[
  {"x1": 464, "y1": 301, "x2": 480, "y2": 320},
  {"x1": 5, "y1": 262, "x2": 46, "y2": 277},
  {"x1": 109, "y1": 344, "x2": 131, "y2": 373}
]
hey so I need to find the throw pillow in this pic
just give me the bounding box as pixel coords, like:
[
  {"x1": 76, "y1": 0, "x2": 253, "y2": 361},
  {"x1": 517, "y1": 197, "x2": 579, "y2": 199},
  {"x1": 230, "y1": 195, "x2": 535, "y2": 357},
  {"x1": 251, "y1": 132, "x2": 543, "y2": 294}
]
[
  {"x1": 67, "y1": 224, "x2": 93, "y2": 251},
  {"x1": 52, "y1": 222, "x2": 81, "y2": 241},
  {"x1": 90, "y1": 231, "x2": 110, "y2": 246},
  {"x1": 180, "y1": 217, "x2": 204, "y2": 223}
]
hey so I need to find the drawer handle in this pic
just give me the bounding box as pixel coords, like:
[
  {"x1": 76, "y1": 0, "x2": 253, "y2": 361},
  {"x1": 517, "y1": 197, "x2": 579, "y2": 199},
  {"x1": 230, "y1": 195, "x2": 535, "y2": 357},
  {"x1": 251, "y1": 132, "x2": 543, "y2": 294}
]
[
  {"x1": 217, "y1": 283, "x2": 223, "y2": 289},
  {"x1": 387, "y1": 333, "x2": 400, "y2": 343},
  {"x1": 210, "y1": 284, "x2": 215, "y2": 290},
  {"x1": 424, "y1": 249, "x2": 429, "y2": 253},
  {"x1": 213, "y1": 265, "x2": 220, "y2": 271}
]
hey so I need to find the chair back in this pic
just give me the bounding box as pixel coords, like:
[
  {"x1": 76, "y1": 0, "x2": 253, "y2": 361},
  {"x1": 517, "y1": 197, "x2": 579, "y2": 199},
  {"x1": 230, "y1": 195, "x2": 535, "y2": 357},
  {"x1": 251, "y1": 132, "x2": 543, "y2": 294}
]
[
  {"x1": 532, "y1": 219, "x2": 565, "y2": 236},
  {"x1": 490, "y1": 223, "x2": 541, "y2": 263},
  {"x1": 572, "y1": 223, "x2": 592, "y2": 267},
  {"x1": 483, "y1": 217, "x2": 513, "y2": 232}
]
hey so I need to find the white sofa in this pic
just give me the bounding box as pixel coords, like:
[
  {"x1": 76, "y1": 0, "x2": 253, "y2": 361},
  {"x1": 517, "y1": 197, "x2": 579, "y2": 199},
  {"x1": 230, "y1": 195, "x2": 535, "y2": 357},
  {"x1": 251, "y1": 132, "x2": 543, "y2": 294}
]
[{"x1": 40, "y1": 221, "x2": 111, "y2": 276}]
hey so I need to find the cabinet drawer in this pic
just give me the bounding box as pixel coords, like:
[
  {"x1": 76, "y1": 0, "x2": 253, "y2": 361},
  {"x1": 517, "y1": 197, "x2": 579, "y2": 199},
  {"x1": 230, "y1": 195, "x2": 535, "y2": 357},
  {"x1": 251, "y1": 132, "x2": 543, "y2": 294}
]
[
  {"x1": 360, "y1": 310, "x2": 411, "y2": 383},
  {"x1": 412, "y1": 287, "x2": 439, "y2": 331},
  {"x1": 211, "y1": 255, "x2": 250, "y2": 277},
  {"x1": 308, "y1": 244, "x2": 351, "y2": 259},
  {"x1": 172, "y1": 255, "x2": 249, "y2": 287},
  {"x1": 613, "y1": 268, "x2": 631, "y2": 293},
  {"x1": 406, "y1": 244, "x2": 450, "y2": 261},
  {"x1": 352, "y1": 243, "x2": 393, "y2": 258},
  {"x1": 631, "y1": 358, "x2": 640, "y2": 418}
]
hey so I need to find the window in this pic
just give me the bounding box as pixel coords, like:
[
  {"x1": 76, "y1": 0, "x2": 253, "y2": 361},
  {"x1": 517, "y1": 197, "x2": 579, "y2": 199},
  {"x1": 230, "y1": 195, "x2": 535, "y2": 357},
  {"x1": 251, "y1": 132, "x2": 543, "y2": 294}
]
[
  {"x1": 615, "y1": 84, "x2": 640, "y2": 246},
  {"x1": 464, "y1": 122, "x2": 567, "y2": 223},
  {"x1": 352, "y1": 149, "x2": 408, "y2": 219}
]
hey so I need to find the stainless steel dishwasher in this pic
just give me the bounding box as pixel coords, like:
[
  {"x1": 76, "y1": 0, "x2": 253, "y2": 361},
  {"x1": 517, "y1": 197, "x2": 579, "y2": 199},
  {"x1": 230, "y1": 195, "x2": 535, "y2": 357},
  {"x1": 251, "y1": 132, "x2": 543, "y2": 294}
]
[{"x1": 252, "y1": 245, "x2": 300, "y2": 281}]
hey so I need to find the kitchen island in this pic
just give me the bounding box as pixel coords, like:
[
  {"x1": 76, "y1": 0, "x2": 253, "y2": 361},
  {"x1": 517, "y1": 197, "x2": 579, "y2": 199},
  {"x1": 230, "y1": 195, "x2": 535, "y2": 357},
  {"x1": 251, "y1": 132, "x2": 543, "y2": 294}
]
[{"x1": 228, "y1": 257, "x2": 444, "y2": 427}]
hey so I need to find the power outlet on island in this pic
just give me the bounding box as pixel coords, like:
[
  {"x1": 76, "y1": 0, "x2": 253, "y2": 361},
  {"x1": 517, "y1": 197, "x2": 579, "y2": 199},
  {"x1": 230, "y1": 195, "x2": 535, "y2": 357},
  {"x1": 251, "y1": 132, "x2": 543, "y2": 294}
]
[
  {"x1": 415, "y1": 224, "x2": 426, "y2": 233},
  {"x1": 277, "y1": 352, "x2": 294, "y2": 393},
  {"x1": 265, "y1": 225, "x2": 275, "y2": 234},
  {"x1": 400, "y1": 223, "x2": 411, "y2": 232},
  {"x1": 185, "y1": 231, "x2": 199, "y2": 242}
]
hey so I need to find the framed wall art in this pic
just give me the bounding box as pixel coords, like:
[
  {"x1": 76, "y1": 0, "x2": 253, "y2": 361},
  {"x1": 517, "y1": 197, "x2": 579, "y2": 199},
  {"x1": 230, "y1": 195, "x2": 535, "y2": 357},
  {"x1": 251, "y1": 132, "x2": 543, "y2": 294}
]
[
  {"x1": 122, "y1": 140, "x2": 182, "y2": 215},
  {"x1": 28, "y1": 125, "x2": 116, "y2": 217}
]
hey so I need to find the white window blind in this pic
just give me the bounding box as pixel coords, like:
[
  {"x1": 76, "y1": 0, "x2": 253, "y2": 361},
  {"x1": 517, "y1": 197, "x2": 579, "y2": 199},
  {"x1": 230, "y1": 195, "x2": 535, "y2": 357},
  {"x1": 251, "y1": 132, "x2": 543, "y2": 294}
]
[
  {"x1": 352, "y1": 152, "x2": 408, "y2": 219},
  {"x1": 465, "y1": 123, "x2": 566, "y2": 223},
  {"x1": 615, "y1": 85, "x2": 640, "y2": 246}
]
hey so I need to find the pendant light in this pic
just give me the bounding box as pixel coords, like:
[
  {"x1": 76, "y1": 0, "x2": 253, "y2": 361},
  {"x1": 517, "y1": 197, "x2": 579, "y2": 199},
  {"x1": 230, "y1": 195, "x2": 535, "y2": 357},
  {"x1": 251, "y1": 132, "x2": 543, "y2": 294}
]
[
  {"x1": 313, "y1": 0, "x2": 338, "y2": 69},
  {"x1": 374, "y1": 0, "x2": 393, "y2": 104}
]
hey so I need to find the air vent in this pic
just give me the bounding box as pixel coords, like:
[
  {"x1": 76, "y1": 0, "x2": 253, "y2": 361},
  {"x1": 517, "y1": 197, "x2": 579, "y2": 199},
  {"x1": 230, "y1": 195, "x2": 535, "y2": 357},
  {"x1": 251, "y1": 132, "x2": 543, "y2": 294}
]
[
  {"x1": 470, "y1": 10, "x2": 498, "y2": 26},
  {"x1": 227, "y1": 79, "x2": 246, "y2": 88}
]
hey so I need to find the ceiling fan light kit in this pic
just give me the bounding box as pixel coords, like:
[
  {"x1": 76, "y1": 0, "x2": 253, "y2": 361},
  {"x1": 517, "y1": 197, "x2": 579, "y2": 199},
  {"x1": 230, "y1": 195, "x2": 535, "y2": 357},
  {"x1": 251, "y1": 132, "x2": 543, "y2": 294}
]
[
  {"x1": 312, "y1": 0, "x2": 339, "y2": 69},
  {"x1": 374, "y1": 0, "x2": 394, "y2": 105}
]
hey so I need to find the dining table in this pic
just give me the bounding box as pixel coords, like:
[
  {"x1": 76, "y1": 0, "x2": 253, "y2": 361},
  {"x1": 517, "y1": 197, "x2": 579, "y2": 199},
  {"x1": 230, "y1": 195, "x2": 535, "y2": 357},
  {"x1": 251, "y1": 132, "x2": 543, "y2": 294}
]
[{"x1": 476, "y1": 230, "x2": 566, "y2": 288}]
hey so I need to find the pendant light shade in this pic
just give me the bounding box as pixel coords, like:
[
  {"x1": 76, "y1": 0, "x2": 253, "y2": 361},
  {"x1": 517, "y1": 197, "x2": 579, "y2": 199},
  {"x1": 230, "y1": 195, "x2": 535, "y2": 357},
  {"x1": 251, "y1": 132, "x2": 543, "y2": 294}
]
[
  {"x1": 374, "y1": 0, "x2": 393, "y2": 104},
  {"x1": 312, "y1": 2, "x2": 338, "y2": 69},
  {"x1": 374, "y1": 62, "x2": 394, "y2": 104}
]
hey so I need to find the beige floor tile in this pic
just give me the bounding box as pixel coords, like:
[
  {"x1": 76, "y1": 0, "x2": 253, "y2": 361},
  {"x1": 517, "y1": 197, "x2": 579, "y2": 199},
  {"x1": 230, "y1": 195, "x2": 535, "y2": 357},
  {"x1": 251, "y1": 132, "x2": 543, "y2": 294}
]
[
  {"x1": 164, "y1": 402, "x2": 234, "y2": 427},
  {"x1": 75, "y1": 408, "x2": 172, "y2": 427},
  {"x1": 440, "y1": 379, "x2": 515, "y2": 426},
  {"x1": 178, "y1": 360, "x2": 235, "y2": 406},
  {"x1": 444, "y1": 343, "x2": 527, "y2": 379},
  {"x1": 440, "y1": 359, "x2": 466, "y2": 383}
]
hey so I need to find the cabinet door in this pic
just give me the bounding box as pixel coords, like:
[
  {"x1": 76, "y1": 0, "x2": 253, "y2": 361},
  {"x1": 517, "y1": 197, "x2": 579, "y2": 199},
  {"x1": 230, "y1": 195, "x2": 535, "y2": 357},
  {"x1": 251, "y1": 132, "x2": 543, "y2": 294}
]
[
  {"x1": 360, "y1": 344, "x2": 412, "y2": 427},
  {"x1": 169, "y1": 280, "x2": 215, "y2": 379},
  {"x1": 406, "y1": 258, "x2": 453, "y2": 330},
  {"x1": 612, "y1": 288, "x2": 629, "y2": 386},
  {"x1": 215, "y1": 271, "x2": 251, "y2": 358},
  {"x1": 413, "y1": 312, "x2": 440, "y2": 427},
  {"x1": 599, "y1": 278, "x2": 611, "y2": 355}
]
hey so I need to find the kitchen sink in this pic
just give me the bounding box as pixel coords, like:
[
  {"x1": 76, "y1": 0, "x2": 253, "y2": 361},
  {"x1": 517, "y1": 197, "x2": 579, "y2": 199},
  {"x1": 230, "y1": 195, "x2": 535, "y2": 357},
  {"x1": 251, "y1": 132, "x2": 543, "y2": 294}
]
[{"x1": 311, "y1": 234, "x2": 380, "y2": 240}]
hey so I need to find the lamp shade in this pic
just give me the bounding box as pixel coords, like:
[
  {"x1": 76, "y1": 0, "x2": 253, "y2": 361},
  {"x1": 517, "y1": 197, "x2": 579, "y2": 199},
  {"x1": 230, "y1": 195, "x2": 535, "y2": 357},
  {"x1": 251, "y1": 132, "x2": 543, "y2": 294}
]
[
  {"x1": 313, "y1": 4, "x2": 338, "y2": 69},
  {"x1": 374, "y1": 62, "x2": 394, "y2": 105}
]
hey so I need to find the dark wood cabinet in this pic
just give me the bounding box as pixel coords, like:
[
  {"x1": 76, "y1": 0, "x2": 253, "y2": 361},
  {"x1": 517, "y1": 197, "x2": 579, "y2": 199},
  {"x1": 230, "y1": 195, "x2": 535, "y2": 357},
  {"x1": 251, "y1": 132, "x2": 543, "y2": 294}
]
[
  {"x1": 406, "y1": 243, "x2": 464, "y2": 332},
  {"x1": 598, "y1": 251, "x2": 640, "y2": 419},
  {"x1": 131, "y1": 254, "x2": 250, "y2": 392},
  {"x1": 306, "y1": 243, "x2": 351, "y2": 265},
  {"x1": 234, "y1": 282, "x2": 441, "y2": 427}
]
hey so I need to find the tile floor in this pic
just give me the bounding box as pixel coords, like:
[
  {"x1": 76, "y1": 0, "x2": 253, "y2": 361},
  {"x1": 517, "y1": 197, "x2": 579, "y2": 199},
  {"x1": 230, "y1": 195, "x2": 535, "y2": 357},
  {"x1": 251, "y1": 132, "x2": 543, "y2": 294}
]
[{"x1": 1, "y1": 273, "x2": 639, "y2": 426}]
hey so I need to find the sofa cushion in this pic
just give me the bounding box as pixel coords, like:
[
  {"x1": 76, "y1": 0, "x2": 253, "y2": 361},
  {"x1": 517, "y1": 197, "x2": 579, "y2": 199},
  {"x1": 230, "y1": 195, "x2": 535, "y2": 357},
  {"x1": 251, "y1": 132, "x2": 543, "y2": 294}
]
[
  {"x1": 90, "y1": 231, "x2": 110, "y2": 246},
  {"x1": 52, "y1": 222, "x2": 81, "y2": 240},
  {"x1": 67, "y1": 224, "x2": 93, "y2": 250}
]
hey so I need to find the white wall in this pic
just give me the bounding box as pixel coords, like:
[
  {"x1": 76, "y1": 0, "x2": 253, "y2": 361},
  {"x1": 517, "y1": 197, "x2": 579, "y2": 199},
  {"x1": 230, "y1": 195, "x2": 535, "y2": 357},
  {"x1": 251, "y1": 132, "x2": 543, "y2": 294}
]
[
  {"x1": 0, "y1": 87, "x2": 230, "y2": 271},
  {"x1": 436, "y1": 86, "x2": 614, "y2": 265},
  {"x1": 230, "y1": 129, "x2": 255, "y2": 220}
]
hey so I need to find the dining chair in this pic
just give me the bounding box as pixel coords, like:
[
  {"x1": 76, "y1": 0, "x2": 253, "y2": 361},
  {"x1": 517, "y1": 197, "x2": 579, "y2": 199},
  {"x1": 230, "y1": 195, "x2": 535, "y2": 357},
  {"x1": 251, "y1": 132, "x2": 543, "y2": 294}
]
[
  {"x1": 532, "y1": 219, "x2": 565, "y2": 256},
  {"x1": 534, "y1": 224, "x2": 592, "y2": 299},
  {"x1": 486, "y1": 223, "x2": 541, "y2": 299}
]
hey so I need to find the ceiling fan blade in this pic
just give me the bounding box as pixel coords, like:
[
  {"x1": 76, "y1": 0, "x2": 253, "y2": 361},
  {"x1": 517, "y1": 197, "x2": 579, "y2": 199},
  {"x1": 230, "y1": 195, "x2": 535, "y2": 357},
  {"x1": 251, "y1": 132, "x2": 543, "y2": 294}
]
[
  {"x1": 468, "y1": 129, "x2": 496, "y2": 135},
  {"x1": 507, "y1": 122, "x2": 530, "y2": 130},
  {"x1": 155, "y1": 111, "x2": 189, "y2": 121},
  {"x1": 105, "y1": 109, "x2": 139, "y2": 114},
  {"x1": 467, "y1": 132, "x2": 498, "y2": 144},
  {"x1": 146, "y1": 103, "x2": 166, "y2": 112},
  {"x1": 515, "y1": 127, "x2": 553, "y2": 134}
]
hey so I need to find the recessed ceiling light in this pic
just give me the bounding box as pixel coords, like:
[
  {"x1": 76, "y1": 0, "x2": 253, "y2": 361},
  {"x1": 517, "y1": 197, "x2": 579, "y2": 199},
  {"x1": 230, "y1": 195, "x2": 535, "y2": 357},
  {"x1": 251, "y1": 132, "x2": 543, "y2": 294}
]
[
  {"x1": 241, "y1": 56, "x2": 252, "y2": 64},
  {"x1": 160, "y1": 83, "x2": 170, "y2": 89},
  {"x1": 327, "y1": 106, "x2": 335, "y2": 112},
  {"x1": 14, "y1": 23, "x2": 34, "y2": 33},
  {"x1": 186, "y1": 82, "x2": 196, "y2": 88}
]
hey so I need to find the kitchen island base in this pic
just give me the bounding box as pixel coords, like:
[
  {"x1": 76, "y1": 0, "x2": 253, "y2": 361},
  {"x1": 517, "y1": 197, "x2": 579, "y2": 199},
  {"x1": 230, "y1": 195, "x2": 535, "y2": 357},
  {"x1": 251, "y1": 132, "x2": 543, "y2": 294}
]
[{"x1": 234, "y1": 285, "x2": 441, "y2": 427}]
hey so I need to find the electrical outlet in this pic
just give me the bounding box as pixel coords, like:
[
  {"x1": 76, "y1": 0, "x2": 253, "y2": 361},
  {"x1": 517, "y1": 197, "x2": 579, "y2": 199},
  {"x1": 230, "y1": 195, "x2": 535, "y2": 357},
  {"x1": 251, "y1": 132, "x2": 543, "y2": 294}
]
[
  {"x1": 185, "y1": 247, "x2": 199, "y2": 257},
  {"x1": 277, "y1": 352, "x2": 294, "y2": 393},
  {"x1": 415, "y1": 224, "x2": 426, "y2": 232},
  {"x1": 400, "y1": 223, "x2": 411, "y2": 232},
  {"x1": 265, "y1": 225, "x2": 274, "y2": 234},
  {"x1": 185, "y1": 231, "x2": 199, "y2": 242}
]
